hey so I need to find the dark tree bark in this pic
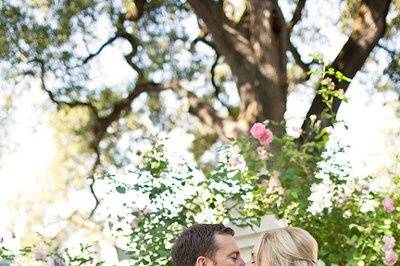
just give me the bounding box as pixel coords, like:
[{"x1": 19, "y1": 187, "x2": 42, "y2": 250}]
[
  {"x1": 188, "y1": 0, "x2": 392, "y2": 139},
  {"x1": 301, "y1": 0, "x2": 392, "y2": 133},
  {"x1": 188, "y1": 0, "x2": 288, "y2": 136}
]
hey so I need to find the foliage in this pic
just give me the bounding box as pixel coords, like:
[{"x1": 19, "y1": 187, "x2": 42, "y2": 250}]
[
  {"x1": 0, "y1": 241, "x2": 104, "y2": 266},
  {"x1": 97, "y1": 117, "x2": 399, "y2": 266},
  {"x1": 97, "y1": 67, "x2": 397, "y2": 266},
  {"x1": 2, "y1": 61, "x2": 398, "y2": 266},
  {"x1": 104, "y1": 141, "x2": 259, "y2": 265},
  {"x1": 99, "y1": 67, "x2": 398, "y2": 266}
]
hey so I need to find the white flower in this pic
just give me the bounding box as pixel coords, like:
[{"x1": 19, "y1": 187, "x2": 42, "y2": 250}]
[
  {"x1": 360, "y1": 199, "x2": 378, "y2": 213},
  {"x1": 224, "y1": 145, "x2": 247, "y2": 172},
  {"x1": 194, "y1": 207, "x2": 218, "y2": 223},
  {"x1": 369, "y1": 176, "x2": 395, "y2": 193},
  {"x1": 307, "y1": 182, "x2": 334, "y2": 215},
  {"x1": 325, "y1": 126, "x2": 333, "y2": 134},
  {"x1": 343, "y1": 210, "x2": 352, "y2": 218}
]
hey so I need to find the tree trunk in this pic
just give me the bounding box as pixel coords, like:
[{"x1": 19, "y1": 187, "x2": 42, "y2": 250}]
[{"x1": 188, "y1": 0, "x2": 288, "y2": 137}]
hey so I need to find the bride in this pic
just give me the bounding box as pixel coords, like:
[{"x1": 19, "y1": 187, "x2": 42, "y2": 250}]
[{"x1": 248, "y1": 227, "x2": 318, "y2": 266}]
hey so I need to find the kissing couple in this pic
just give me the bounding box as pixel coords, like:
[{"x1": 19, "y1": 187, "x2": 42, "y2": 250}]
[{"x1": 171, "y1": 224, "x2": 318, "y2": 266}]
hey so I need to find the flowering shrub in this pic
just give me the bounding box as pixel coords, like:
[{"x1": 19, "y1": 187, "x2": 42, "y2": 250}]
[
  {"x1": 240, "y1": 125, "x2": 400, "y2": 266},
  {"x1": 1, "y1": 64, "x2": 398, "y2": 266},
  {"x1": 100, "y1": 64, "x2": 399, "y2": 266},
  {"x1": 0, "y1": 242, "x2": 104, "y2": 266},
  {"x1": 98, "y1": 117, "x2": 398, "y2": 266}
]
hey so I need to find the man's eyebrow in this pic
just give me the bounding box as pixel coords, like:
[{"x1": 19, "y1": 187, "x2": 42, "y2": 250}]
[{"x1": 228, "y1": 250, "x2": 240, "y2": 256}]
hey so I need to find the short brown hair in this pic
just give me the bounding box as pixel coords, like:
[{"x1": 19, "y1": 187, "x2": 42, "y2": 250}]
[{"x1": 171, "y1": 224, "x2": 235, "y2": 266}]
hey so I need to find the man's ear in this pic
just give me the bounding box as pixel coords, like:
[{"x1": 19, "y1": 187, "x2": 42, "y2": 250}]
[{"x1": 195, "y1": 256, "x2": 208, "y2": 266}]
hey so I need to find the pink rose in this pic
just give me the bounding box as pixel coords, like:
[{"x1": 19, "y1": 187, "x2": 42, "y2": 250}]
[
  {"x1": 384, "y1": 250, "x2": 398, "y2": 266},
  {"x1": 383, "y1": 236, "x2": 396, "y2": 251},
  {"x1": 250, "y1": 123, "x2": 266, "y2": 139},
  {"x1": 383, "y1": 197, "x2": 395, "y2": 213},
  {"x1": 250, "y1": 123, "x2": 273, "y2": 145},
  {"x1": 259, "y1": 129, "x2": 273, "y2": 145}
]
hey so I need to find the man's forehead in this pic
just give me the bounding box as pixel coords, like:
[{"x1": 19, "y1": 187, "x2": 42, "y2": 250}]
[{"x1": 214, "y1": 234, "x2": 239, "y2": 251}]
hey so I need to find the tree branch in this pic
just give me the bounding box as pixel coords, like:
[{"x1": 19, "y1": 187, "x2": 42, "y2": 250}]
[
  {"x1": 287, "y1": 0, "x2": 307, "y2": 34},
  {"x1": 286, "y1": 0, "x2": 310, "y2": 78},
  {"x1": 30, "y1": 3, "x2": 149, "y2": 220},
  {"x1": 211, "y1": 54, "x2": 222, "y2": 97},
  {"x1": 88, "y1": 147, "x2": 101, "y2": 219},
  {"x1": 301, "y1": 0, "x2": 392, "y2": 134},
  {"x1": 187, "y1": 0, "x2": 254, "y2": 64},
  {"x1": 191, "y1": 36, "x2": 217, "y2": 52},
  {"x1": 82, "y1": 36, "x2": 118, "y2": 64},
  {"x1": 30, "y1": 58, "x2": 99, "y2": 117},
  {"x1": 377, "y1": 42, "x2": 396, "y2": 59},
  {"x1": 172, "y1": 81, "x2": 235, "y2": 140},
  {"x1": 117, "y1": 28, "x2": 143, "y2": 77},
  {"x1": 210, "y1": 53, "x2": 232, "y2": 111},
  {"x1": 288, "y1": 39, "x2": 311, "y2": 78},
  {"x1": 91, "y1": 79, "x2": 236, "y2": 140},
  {"x1": 191, "y1": 35, "x2": 233, "y2": 115},
  {"x1": 80, "y1": 7, "x2": 145, "y2": 73},
  {"x1": 30, "y1": 58, "x2": 103, "y2": 219},
  {"x1": 89, "y1": 81, "x2": 179, "y2": 152}
]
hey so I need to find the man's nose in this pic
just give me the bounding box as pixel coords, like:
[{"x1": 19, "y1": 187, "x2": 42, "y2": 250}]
[{"x1": 238, "y1": 257, "x2": 246, "y2": 266}]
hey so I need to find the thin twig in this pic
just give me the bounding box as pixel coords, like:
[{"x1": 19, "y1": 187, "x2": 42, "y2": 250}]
[{"x1": 82, "y1": 36, "x2": 118, "y2": 64}]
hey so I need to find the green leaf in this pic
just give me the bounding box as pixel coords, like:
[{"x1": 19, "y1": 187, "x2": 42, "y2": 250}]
[{"x1": 116, "y1": 186, "x2": 126, "y2": 194}]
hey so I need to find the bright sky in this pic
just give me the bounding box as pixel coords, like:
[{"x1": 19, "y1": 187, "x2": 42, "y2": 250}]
[
  {"x1": 0, "y1": 83, "x2": 56, "y2": 234},
  {"x1": 0, "y1": 0, "x2": 399, "y2": 263}
]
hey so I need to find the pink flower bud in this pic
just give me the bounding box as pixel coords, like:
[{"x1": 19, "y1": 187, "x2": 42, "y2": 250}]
[
  {"x1": 384, "y1": 250, "x2": 398, "y2": 266},
  {"x1": 256, "y1": 146, "x2": 268, "y2": 160},
  {"x1": 383, "y1": 197, "x2": 395, "y2": 213},
  {"x1": 383, "y1": 236, "x2": 396, "y2": 251}
]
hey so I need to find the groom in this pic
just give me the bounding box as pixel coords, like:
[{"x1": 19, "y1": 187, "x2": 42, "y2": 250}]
[{"x1": 171, "y1": 224, "x2": 246, "y2": 266}]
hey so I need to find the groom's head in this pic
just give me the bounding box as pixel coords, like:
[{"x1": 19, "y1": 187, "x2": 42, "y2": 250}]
[{"x1": 171, "y1": 224, "x2": 245, "y2": 266}]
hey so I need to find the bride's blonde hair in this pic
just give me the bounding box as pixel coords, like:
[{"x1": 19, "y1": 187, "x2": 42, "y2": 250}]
[{"x1": 255, "y1": 227, "x2": 318, "y2": 266}]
